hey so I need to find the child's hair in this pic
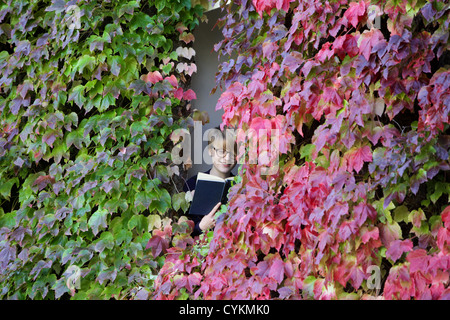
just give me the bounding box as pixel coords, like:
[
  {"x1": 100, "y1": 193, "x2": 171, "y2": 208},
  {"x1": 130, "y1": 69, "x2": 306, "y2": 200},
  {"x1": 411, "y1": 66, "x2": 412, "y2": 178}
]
[{"x1": 207, "y1": 125, "x2": 237, "y2": 153}]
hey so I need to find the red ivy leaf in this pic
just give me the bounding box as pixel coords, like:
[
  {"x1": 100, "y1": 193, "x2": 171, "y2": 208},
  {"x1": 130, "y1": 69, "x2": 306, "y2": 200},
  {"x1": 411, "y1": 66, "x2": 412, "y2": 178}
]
[
  {"x1": 252, "y1": 0, "x2": 294, "y2": 17},
  {"x1": 344, "y1": 0, "x2": 366, "y2": 28},
  {"x1": 317, "y1": 42, "x2": 334, "y2": 63},
  {"x1": 164, "y1": 75, "x2": 178, "y2": 87},
  {"x1": 186, "y1": 272, "x2": 202, "y2": 293},
  {"x1": 361, "y1": 226, "x2": 379, "y2": 244},
  {"x1": 386, "y1": 239, "x2": 413, "y2": 262},
  {"x1": 353, "y1": 201, "x2": 377, "y2": 226},
  {"x1": 275, "y1": 0, "x2": 292, "y2": 11},
  {"x1": 174, "y1": 87, "x2": 184, "y2": 100},
  {"x1": 407, "y1": 249, "x2": 430, "y2": 273},
  {"x1": 281, "y1": 51, "x2": 303, "y2": 70},
  {"x1": 0, "y1": 245, "x2": 16, "y2": 269},
  {"x1": 343, "y1": 145, "x2": 372, "y2": 173},
  {"x1": 182, "y1": 89, "x2": 197, "y2": 101},
  {"x1": 437, "y1": 227, "x2": 450, "y2": 254},
  {"x1": 301, "y1": 60, "x2": 318, "y2": 78},
  {"x1": 420, "y1": 2, "x2": 436, "y2": 22},
  {"x1": 17, "y1": 80, "x2": 34, "y2": 99},
  {"x1": 176, "y1": 23, "x2": 188, "y2": 34},
  {"x1": 334, "y1": 34, "x2": 359, "y2": 60},
  {"x1": 262, "y1": 41, "x2": 278, "y2": 59},
  {"x1": 359, "y1": 29, "x2": 384, "y2": 61},
  {"x1": 338, "y1": 221, "x2": 355, "y2": 241},
  {"x1": 268, "y1": 255, "x2": 285, "y2": 284}
]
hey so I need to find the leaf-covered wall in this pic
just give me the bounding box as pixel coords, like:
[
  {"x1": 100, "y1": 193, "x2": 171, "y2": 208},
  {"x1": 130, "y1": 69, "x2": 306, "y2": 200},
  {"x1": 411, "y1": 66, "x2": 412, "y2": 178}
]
[
  {"x1": 0, "y1": 0, "x2": 203, "y2": 299},
  {"x1": 2, "y1": 0, "x2": 450, "y2": 301}
]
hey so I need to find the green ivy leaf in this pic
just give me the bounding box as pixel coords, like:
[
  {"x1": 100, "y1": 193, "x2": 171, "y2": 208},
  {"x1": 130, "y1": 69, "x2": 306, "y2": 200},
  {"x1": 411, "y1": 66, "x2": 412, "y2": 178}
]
[
  {"x1": 0, "y1": 178, "x2": 19, "y2": 199},
  {"x1": 73, "y1": 55, "x2": 96, "y2": 75},
  {"x1": 66, "y1": 129, "x2": 84, "y2": 150},
  {"x1": 172, "y1": 192, "x2": 188, "y2": 212},
  {"x1": 104, "y1": 198, "x2": 128, "y2": 214},
  {"x1": 109, "y1": 56, "x2": 122, "y2": 77},
  {"x1": 99, "y1": 93, "x2": 115, "y2": 112},
  {"x1": 94, "y1": 231, "x2": 114, "y2": 253},
  {"x1": 128, "y1": 214, "x2": 148, "y2": 233},
  {"x1": 88, "y1": 208, "x2": 109, "y2": 236},
  {"x1": 148, "y1": 214, "x2": 162, "y2": 229},
  {"x1": 119, "y1": 1, "x2": 140, "y2": 17},
  {"x1": 68, "y1": 85, "x2": 86, "y2": 108},
  {"x1": 0, "y1": 210, "x2": 16, "y2": 229},
  {"x1": 149, "y1": 188, "x2": 171, "y2": 214},
  {"x1": 52, "y1": 278, "x2": 70, "y2": 299},
  {"x1": 430, "y1": 181, "x2": 448, "y2": 204},
  {"x1": 299, "y1": 144, "x2": 316, "y2": 161},
  {"x1": 393, "y1": 205, "x2": 409, "y2": 223}
]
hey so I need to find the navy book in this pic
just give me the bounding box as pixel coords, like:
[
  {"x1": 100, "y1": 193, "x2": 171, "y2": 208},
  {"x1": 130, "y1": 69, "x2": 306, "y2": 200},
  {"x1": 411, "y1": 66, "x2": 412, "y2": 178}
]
[{"x1": 188, "y1": 172, "x2": 234, "y2": 216}]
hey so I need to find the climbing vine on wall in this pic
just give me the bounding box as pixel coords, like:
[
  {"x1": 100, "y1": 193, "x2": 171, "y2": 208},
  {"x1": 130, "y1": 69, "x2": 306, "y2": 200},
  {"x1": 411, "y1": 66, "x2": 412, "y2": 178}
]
[{"x1": 153, "y1": 0, "x2": 450, "y2": 300}]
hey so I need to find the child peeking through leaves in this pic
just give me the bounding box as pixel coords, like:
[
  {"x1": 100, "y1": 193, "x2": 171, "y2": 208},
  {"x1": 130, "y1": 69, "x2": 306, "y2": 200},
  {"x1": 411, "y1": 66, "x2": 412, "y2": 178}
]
[{"x1": 183, "y1": 126, "x2": 237, "y2": 236}]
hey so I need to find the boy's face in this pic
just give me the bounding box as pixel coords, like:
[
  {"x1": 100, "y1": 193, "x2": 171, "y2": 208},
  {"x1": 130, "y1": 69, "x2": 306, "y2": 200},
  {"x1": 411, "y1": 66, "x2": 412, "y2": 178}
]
[{"x1": 209, "y1": 138, "x2": 236, "y2": 175}]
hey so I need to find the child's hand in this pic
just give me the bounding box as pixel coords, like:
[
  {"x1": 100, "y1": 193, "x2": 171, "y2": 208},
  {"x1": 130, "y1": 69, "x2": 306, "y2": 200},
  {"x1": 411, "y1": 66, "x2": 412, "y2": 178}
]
[{"x1": 199, "y1": 202, "x2": 221, "y2": 231}]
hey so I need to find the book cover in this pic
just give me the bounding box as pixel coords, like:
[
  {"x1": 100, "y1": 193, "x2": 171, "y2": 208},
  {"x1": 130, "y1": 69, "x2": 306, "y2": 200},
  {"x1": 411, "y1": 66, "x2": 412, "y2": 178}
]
[{"x1": 188, "y1": 172, "x2": 234, "y2": 216}]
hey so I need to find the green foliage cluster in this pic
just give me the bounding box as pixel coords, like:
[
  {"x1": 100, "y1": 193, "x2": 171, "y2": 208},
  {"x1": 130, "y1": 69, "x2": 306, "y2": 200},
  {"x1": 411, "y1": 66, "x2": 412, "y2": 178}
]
[{"x1": 0, "y1": 0, "x2": 203, "y2": 299}]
